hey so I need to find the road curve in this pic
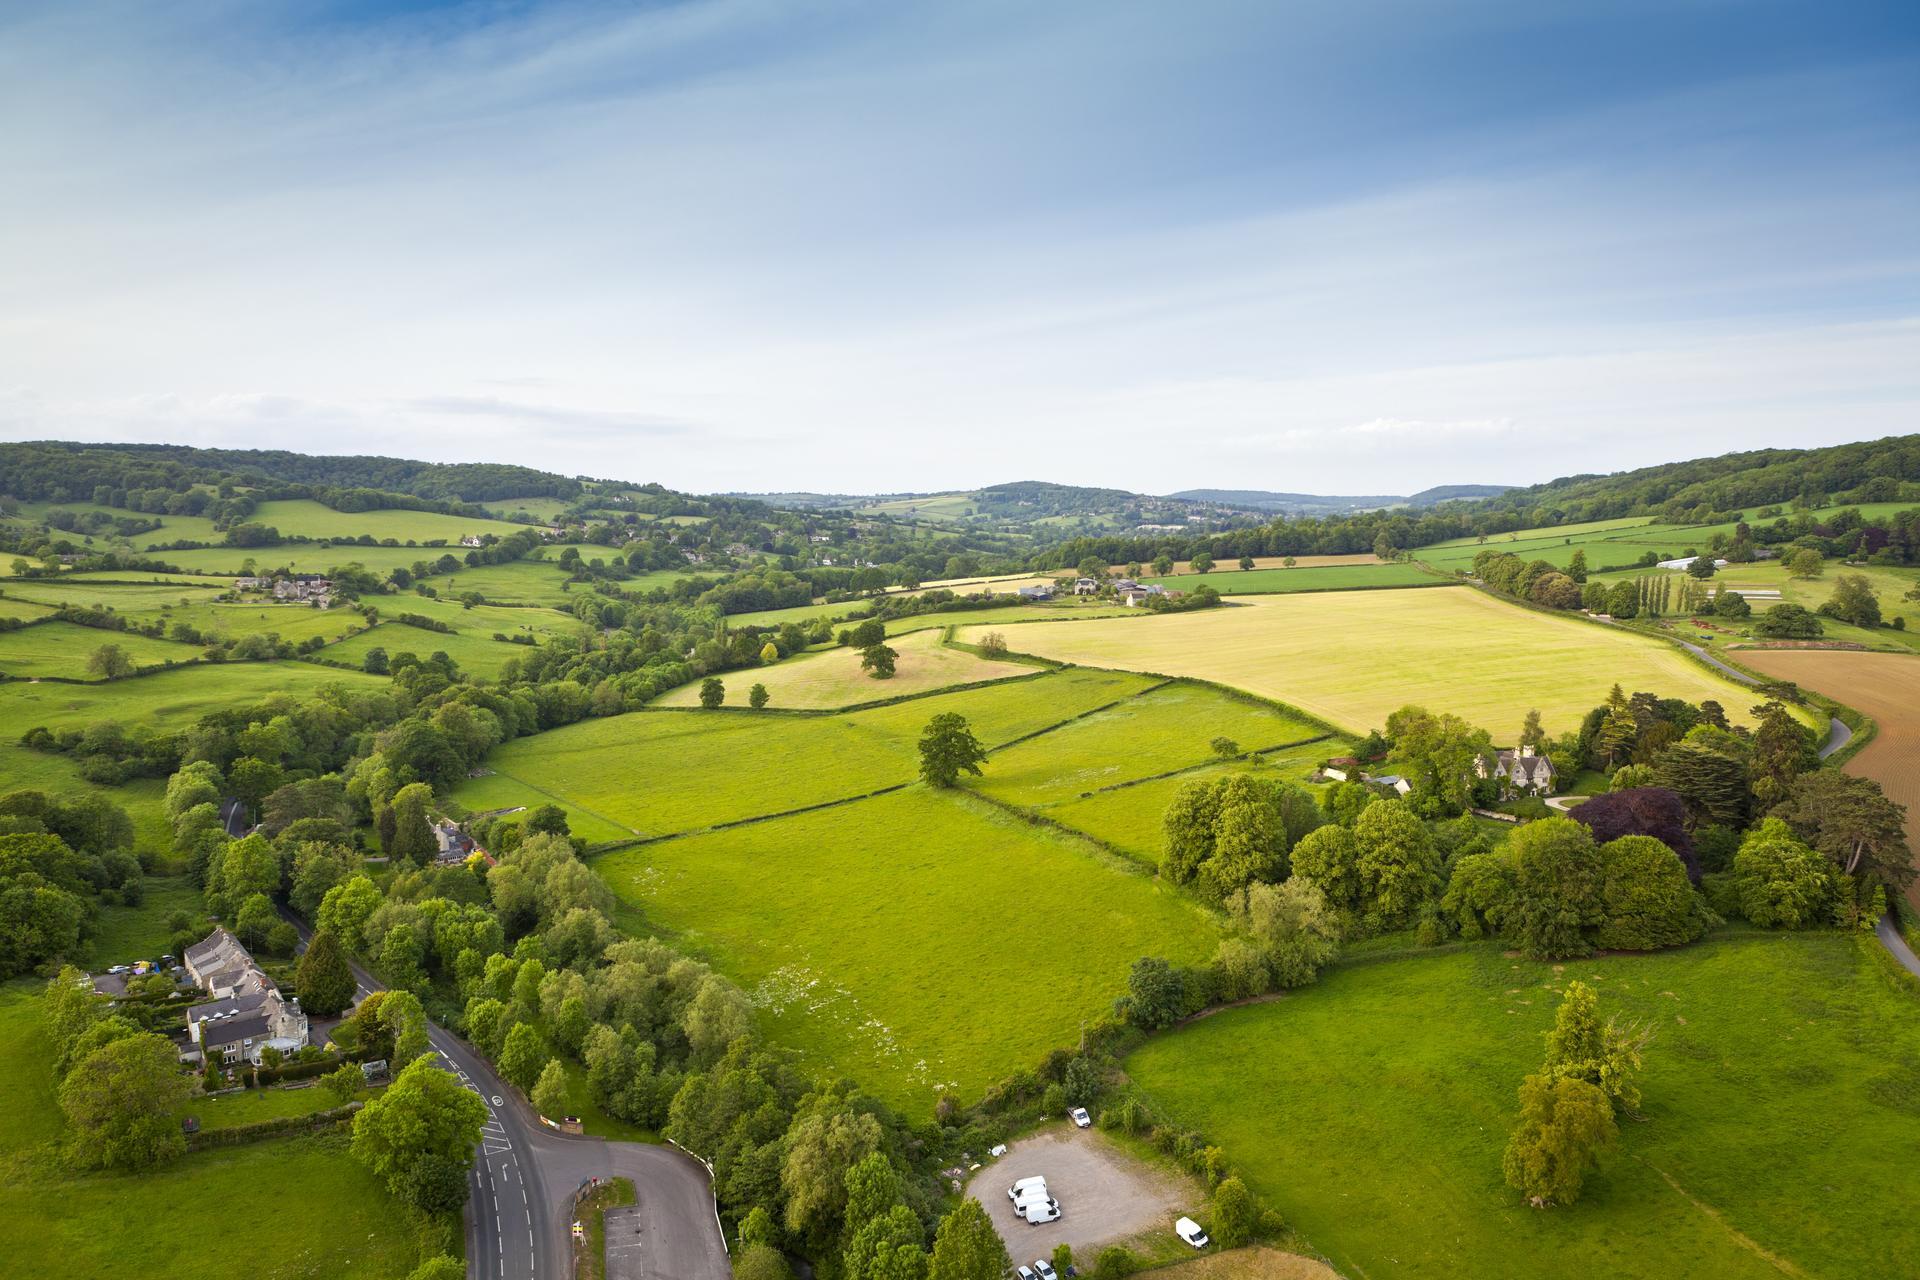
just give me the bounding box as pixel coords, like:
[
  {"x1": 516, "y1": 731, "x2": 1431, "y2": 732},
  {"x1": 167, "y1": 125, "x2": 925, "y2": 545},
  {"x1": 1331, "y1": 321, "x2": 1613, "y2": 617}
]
[
  {"x1": 284, "y1": 913, "x2": 729, "y2": 1280},
  {"x1": 1875, "y1": 915, "x2": 1920, "y2": 982}
]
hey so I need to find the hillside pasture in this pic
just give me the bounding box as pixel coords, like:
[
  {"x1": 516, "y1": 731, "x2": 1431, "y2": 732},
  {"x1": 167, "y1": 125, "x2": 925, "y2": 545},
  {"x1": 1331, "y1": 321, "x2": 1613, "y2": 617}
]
[
  {"x1": 974, "y1": 681, "x2": 1326, "y2": 808},
  {"x1": 1142, "y1": 563, "x2": 1446, "y2": 594},
  {"x1": 247, "y1": 498, "x2": 494, "y2": 543},
  {"x1": 128, "y1": 600, "x2": 367, "y2": 646},
  {"x1": 594, "y1": 786, "x2": 1220, "y2": 1111},
  {"x1": 653, "y1": 627, "x2": 1031, "y2": 709},
  {"x1": 424, "y1": 559, "x2": 582, "y2": 605},
  {"x1": 1, "y1": 660, "x2": 387, "y2": 736},
  {"x1": 158, "y1": 544, "x2": 463, "y2": 578},
  {"x1": 958, "y1": 589, "x2": 1791, "y2": 736},
  {"x1": 0, "y1": 593, "x2": 59, "y2": 622},
  {"x1": 1125, "y1": 934, "x2": 1920, "y2": 1280},
  {"x1": 0, "y1": 621, "x2": 204, "y2": 680},
  {"x1": 1127, "y1": 553, "x2": 1385, "y2": 575},
  {"x1": 456, "y1": 667, "x2": 1155, "y2": 840},
  {"x1": 315, "y1": 620, "x2": 532, "y2": 679},
  {"x1": 0, "y1": 579, "x2": 227, "y2": 611}
]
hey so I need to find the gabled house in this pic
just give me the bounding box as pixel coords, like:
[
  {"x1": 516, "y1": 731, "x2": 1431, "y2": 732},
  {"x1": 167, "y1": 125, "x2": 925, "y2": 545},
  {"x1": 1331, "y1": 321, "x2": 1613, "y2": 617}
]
[
  {"x1": 1476, "y1": 745, "x2": 1557, "y2": 796},
  {"x1": 182, "y1": 928, "x2": 309, "y2": 1067},
  {"x1": 1073, "y1": 578, "x2": 1100, "y2": 595}
]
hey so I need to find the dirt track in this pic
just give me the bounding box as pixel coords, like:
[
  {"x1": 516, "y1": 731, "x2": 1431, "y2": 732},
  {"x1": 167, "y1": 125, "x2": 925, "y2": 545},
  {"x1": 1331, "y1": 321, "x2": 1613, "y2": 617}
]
[{"x1": 1738, "y1": 649, "x2": 1920, "y2": 913}]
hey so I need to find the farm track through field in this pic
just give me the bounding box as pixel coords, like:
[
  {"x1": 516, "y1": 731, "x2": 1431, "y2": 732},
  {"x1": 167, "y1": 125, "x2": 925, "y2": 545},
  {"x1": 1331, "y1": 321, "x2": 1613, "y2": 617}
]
[{"x1": 1736, "y1": 649, "x2": 1920, "y2": 914}]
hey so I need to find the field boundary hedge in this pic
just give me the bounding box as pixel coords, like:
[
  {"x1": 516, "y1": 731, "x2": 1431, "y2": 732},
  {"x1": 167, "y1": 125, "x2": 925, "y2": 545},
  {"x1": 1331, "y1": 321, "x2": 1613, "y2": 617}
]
[
  {"x1": 960, "y1": 788, "x2": 1172, "y2": 886},
  {"x1": 586, "y1": 781, "x2": 915, "y2": 855},
  {"x1": 644, "y1": 665, "x2": 1061, "y2": 717},
  {"x1": 185, "y1": 1101, "x2": 361, "y2": 1150}
]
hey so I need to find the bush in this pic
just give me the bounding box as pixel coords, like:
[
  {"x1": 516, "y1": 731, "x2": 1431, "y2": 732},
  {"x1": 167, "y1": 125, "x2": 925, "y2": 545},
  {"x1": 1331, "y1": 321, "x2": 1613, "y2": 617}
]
[
  {"x1": 1095, "y1": 1245, "x2": 1141, "y2": 1277},
  {"x1": 1213, "y1": 1175, "x2": 1257, "y2": 1246},
  {"x1": 1039, "y1": 1082, "x2": 1067, "y2": 1117},
  {"x1": 1592, "y1": 835, "x2": 1709, "y2": 951}
]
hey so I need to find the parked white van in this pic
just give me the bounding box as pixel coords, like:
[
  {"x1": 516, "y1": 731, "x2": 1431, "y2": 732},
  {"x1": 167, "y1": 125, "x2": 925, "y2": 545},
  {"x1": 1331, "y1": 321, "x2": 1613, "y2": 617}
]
[
  {"x1": 1021, "y1": 1198, "x2": 1062, "y2": 1225},
  {"x1": 1175, "y1": 1216, "x2": 1210, "y2": 1248},
  {"x1": 1007, "y1": 1176, "x2": 1047, "y2": 1203}
]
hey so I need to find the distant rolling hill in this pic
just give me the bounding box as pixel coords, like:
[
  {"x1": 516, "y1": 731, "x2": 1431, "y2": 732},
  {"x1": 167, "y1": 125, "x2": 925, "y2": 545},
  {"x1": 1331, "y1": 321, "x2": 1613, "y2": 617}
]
[{"x1": 1167, "y1": 484, "x2": 1512, "y2": 514}]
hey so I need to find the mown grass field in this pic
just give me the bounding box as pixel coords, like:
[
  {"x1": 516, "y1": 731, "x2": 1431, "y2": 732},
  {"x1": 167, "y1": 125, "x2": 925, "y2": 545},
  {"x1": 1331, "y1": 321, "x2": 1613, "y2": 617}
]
[
  {"x1": 1126, "y1": 934, "x2": 1920, "y2": 1280},
  {"x1": 974, "y1": 682, "x2": 1325, "y2": 808},
  {"x1": 0, "y1": 620, "x2": 203, "y2": 679},
  {"x1": 961, "y1": 589, "x2": 1796, "y2": 737},
  {"x1": 595, "y1": 786, "x2": 1220, "y2": 1111},
  {"x1": 454, "y1": 667, "x2": 1155, "y2": 839},
  {"x1": 158, "y1": 544, "x2": 456, "y2": 576},
  {"x1": 134, "y1": 599, "x2": 369, "y2": 646},
  {"x1": 653, "y1": 627, "x2": 1031, "y2": 709},
  {"x1": 1, "y1": 660, "x2": 387, "y2": 736},
  {"x1": 1141, "y1": 563, "x2": 1445, "y2": 595},
  {"x1": 0, "y1": 982, "x2": 423, "y2": 1280}
]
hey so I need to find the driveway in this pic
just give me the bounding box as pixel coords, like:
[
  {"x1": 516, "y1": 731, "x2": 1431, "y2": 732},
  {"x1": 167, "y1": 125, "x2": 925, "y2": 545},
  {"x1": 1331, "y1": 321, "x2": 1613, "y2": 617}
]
[{"x1": 968, "y1": 1124, "x2": 1198, "y2": 1261}]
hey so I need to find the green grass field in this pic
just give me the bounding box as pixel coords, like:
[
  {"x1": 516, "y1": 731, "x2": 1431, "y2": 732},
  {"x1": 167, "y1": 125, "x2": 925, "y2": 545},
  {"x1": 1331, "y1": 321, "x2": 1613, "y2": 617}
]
[
  {"x1": 246, "y1": 498, "x2": 494, "y2": 543},
  {"x1": 157, "y1": 544, "x2": 473, "y2": 577},
  {"x1": 1, "y1": 660, "x2": 387, "y2": 736},
  {"x1": 0, "y1": 593, "x2": 58, "y2": 621},
  {"x1": 973, "y1": 681, "x2": 1325, "y2": 808},
  {"x1": 124, "y1": 599, "x2": 369, "y2": 646},
  {"x1": 1126, "y1": 934, "x2": 1920, "y2": 1280},
  {"x1": 479, "y1": 496, "x2": 575, "y2": 521},
  {"x1": 84, "y1": 875, "x2": 204, "y2": 965},
  {"x1": 595, "y1": 786, "x2": 1220, "y2": 1111},
  {"x1": 1142, "y1": 563, "x2": 1447, "y2": 594},
  {"x1": 0, "y1": 982, "x2": 424, "y2": 1280},
  {"x1": 0, "y1": 742, "x2": 172, "y2": 857},
  {"x1": 455, "y1": 667, "x2": 1155, "y2": 839},
  {"x1": 0, "y1": 579, "x2": 229, "y2": 611},
  {"x1": 1042, "y1": 740, "x2": 1340, "y2": 868},
  {"x1": 424, "y1": 559, "x2": 584, "y2": 605},
  {"x1": 653, "y1": 627, "x2": 1032, "y2": 709},
  {"x1": 961, "y1": 589, "x2": 1806, "y2": 737},
  {"x1": 0, "y1": 620, "x2": 203, "y2": 679},
  {"x1": 318, "y1": 619, "x2": 536, "y2": 679}
]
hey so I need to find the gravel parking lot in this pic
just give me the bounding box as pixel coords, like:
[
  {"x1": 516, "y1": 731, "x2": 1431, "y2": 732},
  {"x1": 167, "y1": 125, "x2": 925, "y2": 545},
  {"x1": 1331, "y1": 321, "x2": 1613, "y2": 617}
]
[{"x1": 968, "y1": 1124, "x2": 1199, "y2": 1261}]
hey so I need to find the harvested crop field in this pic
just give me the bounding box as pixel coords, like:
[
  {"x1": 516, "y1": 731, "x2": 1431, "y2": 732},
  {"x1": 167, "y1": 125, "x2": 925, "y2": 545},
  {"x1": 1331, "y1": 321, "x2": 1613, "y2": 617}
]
[
  {"x1": 959, "y1": 589, "x2": 1786, "y2": 737},
  {"x1": 1737, "y1": 648, "x2": 1920, "y2": 911},
  {"x1": 651, "y1": 627, "x2": 1031, "y2": 709}
]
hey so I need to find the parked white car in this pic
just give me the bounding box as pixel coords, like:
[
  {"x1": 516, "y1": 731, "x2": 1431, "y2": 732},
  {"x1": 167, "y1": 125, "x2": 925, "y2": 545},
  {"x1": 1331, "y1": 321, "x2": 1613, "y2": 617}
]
[
  {"x1": 1016, "y1": 1267, "x2": 1037, "y2": 1280},
  {"x1": 1033, "y1": 1261, "x2": 1059, "y2": 1280},
  {"x1": 1175, "y1": 1216, "x2": 1210, "y2": 1248},
  {"x1": 1007, "y1": 1175, "x2": 1048, "y2": 1203},
  {"x1": 1068, "y1": 1106, "x2": 1091, "y2": 1128},
  {"x1": 1021, "y1": 1198, "x2": 1062, "y2": 1225}
]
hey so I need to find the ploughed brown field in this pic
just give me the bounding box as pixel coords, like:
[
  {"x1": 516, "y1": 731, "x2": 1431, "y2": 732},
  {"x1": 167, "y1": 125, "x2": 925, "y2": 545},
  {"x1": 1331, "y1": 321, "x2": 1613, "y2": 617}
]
[{"x1": 1739, "y1": 648, "x2": 1920, "y2": 912}]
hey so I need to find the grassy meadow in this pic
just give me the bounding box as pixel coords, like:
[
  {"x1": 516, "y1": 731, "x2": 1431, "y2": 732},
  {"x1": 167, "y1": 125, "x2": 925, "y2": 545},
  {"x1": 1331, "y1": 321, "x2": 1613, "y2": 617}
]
[
  {"x1": 594, "y1": 786, "x2": 1220, "y2": 1110},
  {"x1": 0, "y1": 620, "x2": 203, "y2": 679},
  {"x1": 653, "y1": 627, "x2": 1032, "y2": 709},
  {"x1": 1125, "y1": 934, "x2": 1920, "y2": 1280},
  {"x1": 0, "y1": 578, "x2": 228, "y2": 611},
  {"x1": 247, "y1": 498, "x2": 495, "y2": 543},
  {"x1": 454, "y1": 667, "x2": 1156, "y2": 839},
  {"x1": 960, "y1": 588, "x2": 1801, "y2": 737},
  {"x1": 973, "y1": 681, "x2": 1325, "y2": 808},
  {"x1": 424, "y1": 559, "x2": 583, "y2": 605},
  {"x1": 318, "y1": 619, "x2": 535, "y2": 679}
]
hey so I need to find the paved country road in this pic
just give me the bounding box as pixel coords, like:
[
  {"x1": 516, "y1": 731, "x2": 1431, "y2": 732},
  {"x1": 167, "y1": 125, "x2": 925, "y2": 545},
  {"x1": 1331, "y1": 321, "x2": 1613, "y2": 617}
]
[{"x1": 285, "y1": 914, "x2": 730, "y2": 1280}]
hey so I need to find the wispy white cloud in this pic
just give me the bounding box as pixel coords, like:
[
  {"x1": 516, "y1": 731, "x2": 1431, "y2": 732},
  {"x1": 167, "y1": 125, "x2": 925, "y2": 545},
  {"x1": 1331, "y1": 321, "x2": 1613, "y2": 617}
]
[{"x1": 0, "y1": 1, "x2": 1914, "y2": 492}]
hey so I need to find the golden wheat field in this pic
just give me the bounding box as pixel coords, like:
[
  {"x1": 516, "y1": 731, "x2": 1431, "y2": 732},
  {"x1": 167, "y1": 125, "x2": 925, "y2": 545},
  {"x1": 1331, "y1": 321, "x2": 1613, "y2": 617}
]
[{"x1": 958, "y1": 588, "x2": 1799, "y2": 739}]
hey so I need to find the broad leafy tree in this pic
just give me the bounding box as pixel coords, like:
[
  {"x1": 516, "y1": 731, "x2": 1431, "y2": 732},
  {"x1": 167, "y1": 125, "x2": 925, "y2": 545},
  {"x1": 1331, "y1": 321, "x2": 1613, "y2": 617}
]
[
  {"x1": 351, "y1": 1056, "x2": 487, "y2": 1211},
  {"x1": 860, "y1": 643, "x2": 897, "y2": 679},
  {"x1": 928, "y1": 1198, "x2": 1008, "y2": 1280},
  {"x1": 917, "y1": 714, "x2": 986, "y2": 788},
  {"x1": 1502, "y1": 1074, "x2": 1616, "y2": 1208},
  {"x1": 58, "y1": 1031, "x2": 191, "y2": 1170}
]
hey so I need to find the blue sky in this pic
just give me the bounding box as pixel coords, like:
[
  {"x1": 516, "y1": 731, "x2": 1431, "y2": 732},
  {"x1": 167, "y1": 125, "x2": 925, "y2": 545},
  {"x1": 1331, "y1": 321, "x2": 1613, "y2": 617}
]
[{"x1": 1, "y1": 0, "x2": 1916, "y2": 494}]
